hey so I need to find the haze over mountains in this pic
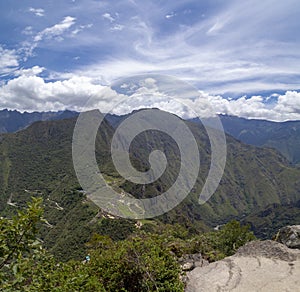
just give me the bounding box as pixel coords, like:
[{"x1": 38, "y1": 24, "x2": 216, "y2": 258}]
[
  {"x1": 0, "y1": 109, "x2": 78, "y2": 133},
  {"x1": 0, "y1": 108, "x2": 299, "y2": 259},
  {"x1": 219, "y1": 115, "x2": 300, "y2": 165}
]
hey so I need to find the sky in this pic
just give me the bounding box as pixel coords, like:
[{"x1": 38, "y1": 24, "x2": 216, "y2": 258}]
[{"x1": 0, "y1": 0, "x2": 300, "y2": 121}]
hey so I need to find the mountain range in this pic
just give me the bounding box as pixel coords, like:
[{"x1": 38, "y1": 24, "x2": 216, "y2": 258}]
[
  {"x1": 1, "y1": 108, "x2": 300, "y2": 166},
  {"x1": 105, "y1": 112, "x2": 300, "y2": 166},
  {"x1": 0, "y1": 108, "x2": 299, "y2": 260},
  {"x1": 0, "y1": 109, "x2": 78, "y2": 133}
]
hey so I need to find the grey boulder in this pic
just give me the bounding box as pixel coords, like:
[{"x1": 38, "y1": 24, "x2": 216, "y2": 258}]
[
  {"x1": 185, "y1": 240, "x2": 300, "y2": 292},
  {"x1": 275, "y1": 225, "x2": 300, "y2": 249}
]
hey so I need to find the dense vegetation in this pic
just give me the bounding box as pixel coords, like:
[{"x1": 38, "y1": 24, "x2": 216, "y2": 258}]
[
  {"x1": 0, "y1": 198, "x2": 255, "y2": 291},
  {"x1": 241, "y1": 200, "x2": 300, "y2": 239}
]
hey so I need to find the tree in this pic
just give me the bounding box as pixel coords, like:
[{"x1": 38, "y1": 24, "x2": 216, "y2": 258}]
[
  {"x1": 0, "y1": 197, "x2": 44, "y2": 289},
  {"x1": 86, "y1": 233, "x2": 184, "y2": 291},
  {"x1": 217, "y1": 220, "x2": 256, "y2": 256}
]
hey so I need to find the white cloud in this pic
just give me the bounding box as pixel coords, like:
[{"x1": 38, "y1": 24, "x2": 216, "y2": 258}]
[
  {"x1": 0, "y1": 74, "x2": 118, "y2": 112},
  {"x1": 102, "y1": 13, "x2": 115, "y2": 22},
  {"x1": 202, "y1": 91, "x2": 300, "y2": 121},
  {"x1": 70, "y1": 59, "x2": 157, "y2": 83},
  {"x1": 34, "y1": 16, "x2": 76, "y2": 42},
  {"x1": 20, "y1": 16, "x2": 77, "y2": 59},
  {"x1": 1, "y1": 71, "x2": 300, "y2": 121},
  {"x1": 274, "y1": 91, "x2": 300, "y2": 116},
  {"x1": 74, "y1": 0, "x2": 299, "y2": 96},
  {"x1": 0, "y1": 46, "x2": 19, "y2": 75},
  {"x1": 22, "y1": 26, "x2": 33, "y2": 35},
  {"x1": 71, "y1": 23, "x2": 93, "y2": 35},
  {"x1": 206, "y1": 17, "x2": 229, "y2": 35},
  {"x1": 29, "y1": 7, "x2": 45, "y2": 17},
  {"x1": 165, "y1": 12, "x2": 176, "y2": 19},
  {"x1": 102, "y1": 13, "x2": 124, "y2": 31},
  {"x1": 110, "y1": 24, "x2": 124, "y2": 31},
  {"x1": 14, "y1": 66, "x2": 45, "y2": 77}
]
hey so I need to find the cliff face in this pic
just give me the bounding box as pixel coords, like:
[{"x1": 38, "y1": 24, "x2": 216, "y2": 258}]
[{"x1": 185, "y1": 240, "x2": 300, "y2": 292}]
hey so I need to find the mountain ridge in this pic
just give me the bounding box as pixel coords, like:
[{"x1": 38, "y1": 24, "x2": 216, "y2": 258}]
[
  {"x1": 218, "y1": 114, "x2": 300, "y2": 165},
  {"x1": 2, "y1": 108, "x2": 300, "y2": 165},
  {"x1": 0, "y1": 109, "x2": 78, "y2": 133}
]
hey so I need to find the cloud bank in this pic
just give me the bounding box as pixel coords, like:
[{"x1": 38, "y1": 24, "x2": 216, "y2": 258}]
[{"x1": 0, "y1": 70, "x2": 299, "y2": 122}]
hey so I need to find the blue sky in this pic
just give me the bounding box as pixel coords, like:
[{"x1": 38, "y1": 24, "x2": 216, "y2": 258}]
[{"x1": 0, "y1": 0, "x2": 300, "y2": 121}]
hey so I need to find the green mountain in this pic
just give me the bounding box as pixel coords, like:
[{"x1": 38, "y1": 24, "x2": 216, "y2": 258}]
[
  {"x1": 2, "y1": 109, "x2": 300, "y2": 166},
  {"x1": 218, "y1": 115, "x2": 300, "y2": 165},
  {"x1": 0, "y1": 109, "x2": 299, "y2": 260},
  {"x1": 241, "y1": 200, "x2": 300, "y2": 239}
]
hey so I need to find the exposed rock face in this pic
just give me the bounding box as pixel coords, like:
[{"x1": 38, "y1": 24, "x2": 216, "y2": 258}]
[
  {"x1": 185, "y1": 240, "x2": 300, "y2": 292},
  {"x1": 179, "y1": 253, "x2": 209, "y2": 284},
  {"x1": 275, "y1": 225, "x2": 300, "y2": 249},
  {"x1": 179, "y1": 253, "x2": 209, "y2": 271}
]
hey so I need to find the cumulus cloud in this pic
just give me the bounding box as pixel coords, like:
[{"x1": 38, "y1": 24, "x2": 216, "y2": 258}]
[
  {"x1": 14, "y1": 66, "x2": 45, "y2": 77},
  {"x1": 0, "y1": 73, "x2": 118, "y2": 112},
  {"x1": 120, "y1": 89, "x2": 300, "y2": 122},
  {"x1": 274, "y1": 91, "x2": 300, "y2": 116},
  {"x1": 203, "y1": 91, "x2": 300, "y2": 121},
  {"x1": 0, "y1": 72, "x2": 300, "y2": 121}
]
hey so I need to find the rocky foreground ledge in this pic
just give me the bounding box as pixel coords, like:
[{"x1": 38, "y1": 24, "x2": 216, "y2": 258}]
[{"x1": 185, "y1": 239, "x2": 300, "y2": 292}]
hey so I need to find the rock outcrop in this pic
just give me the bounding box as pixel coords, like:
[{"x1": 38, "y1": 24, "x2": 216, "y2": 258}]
[
  {"x1": 179, "y1": 254, "x2": 209, "y2": 271},
  {"x1": 275, "y1": 225, "x2": 300, "y2": 249},
  {"x1": 185, "y1": 240, "x2": 300, "y2": 292}
]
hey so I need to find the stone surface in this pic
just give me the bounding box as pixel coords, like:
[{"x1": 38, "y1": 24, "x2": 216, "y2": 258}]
[
  {"x1": 182, "y1": 262, "x2": 195, "y2": 271},
  {"x1": 185, "y1": 240, "x2": 300, "y2": 292},
  {"x1": 179, "y1": 253, "x2": 209, "y2": 272},
  {"x1": 275, "y1": 225, "x2": 300, "y2": 249}
]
